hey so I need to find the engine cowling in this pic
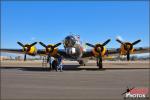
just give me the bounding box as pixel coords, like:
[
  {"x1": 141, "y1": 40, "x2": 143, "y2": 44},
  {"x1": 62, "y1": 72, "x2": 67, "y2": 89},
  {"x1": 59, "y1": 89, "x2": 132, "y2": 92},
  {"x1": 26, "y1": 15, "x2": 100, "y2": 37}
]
[
  {"x1": 120, "y1": 42, "x2": 134, "y2": 55},
  {"x1": 116, "y1": 39, "x2": 141, "y2": 61},
  {"x1": 17, "y1": 42, "x2": 37, "y2": 61},
  {"x1": 39, "y1": 42, "x2": 61, "y2": 57},
  {"x1": 43, "y1": 44, "x2": 58, "y2": 56},
  {"x1": 22, "y1": 45, "x2": 37, "y2": 55},
  {"x1": 92, "y1": 44, "x2": 107, "y2": 57}
]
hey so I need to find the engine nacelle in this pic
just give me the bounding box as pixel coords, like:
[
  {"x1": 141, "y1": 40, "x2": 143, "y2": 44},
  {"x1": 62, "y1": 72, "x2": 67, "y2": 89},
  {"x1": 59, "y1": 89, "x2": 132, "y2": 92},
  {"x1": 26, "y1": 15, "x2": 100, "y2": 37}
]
[
  {"x1": 50, "y1": 48, "x2": 58, "y2": 56},
  {"x1": 44, "y1": 44, "x2": 58, "y2": 56},
  {"x1": 120, "y1": 43, "x2": 134, "y2": 55},
  {"x1": 92, "y1": 46, "x2": 107, "y2": 57},
  {"x1": 45, "y1": 44, "x2": 54, "y2": 53},
  {"x1": 23, "y1": 46, "x2": 37, "y2": 55}
]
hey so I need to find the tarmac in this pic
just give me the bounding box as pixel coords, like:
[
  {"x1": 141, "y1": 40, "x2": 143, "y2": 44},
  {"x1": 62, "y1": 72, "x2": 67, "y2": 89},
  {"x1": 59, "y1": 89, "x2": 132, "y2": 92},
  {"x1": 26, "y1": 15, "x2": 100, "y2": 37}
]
[{"x1": 0, "y1": 60, "x2": 150, "y2": 100}]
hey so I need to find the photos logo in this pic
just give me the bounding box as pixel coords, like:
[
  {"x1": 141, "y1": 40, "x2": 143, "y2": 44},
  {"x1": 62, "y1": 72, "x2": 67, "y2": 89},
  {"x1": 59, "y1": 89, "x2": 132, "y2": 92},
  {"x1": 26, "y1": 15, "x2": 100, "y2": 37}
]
[{"x1": 122, "y1": 87, "x2": 149, "y2": 99}]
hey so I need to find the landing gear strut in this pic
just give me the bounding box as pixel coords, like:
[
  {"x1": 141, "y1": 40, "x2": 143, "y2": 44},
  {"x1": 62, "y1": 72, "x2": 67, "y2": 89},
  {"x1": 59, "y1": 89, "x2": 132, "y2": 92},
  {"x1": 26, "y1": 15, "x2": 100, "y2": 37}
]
[
  {"x1": 79, "y1": 60, "x2": 86, "y2": 66},
  {"x1": 48, "y1": 56, "x2": 52, "y2": 70},
  {"x1": 127, "y1": 50, "x2": 130, "y2": 61},
  {"x1": 97, "y1": 55, "x2": 103, "y2": 69}
]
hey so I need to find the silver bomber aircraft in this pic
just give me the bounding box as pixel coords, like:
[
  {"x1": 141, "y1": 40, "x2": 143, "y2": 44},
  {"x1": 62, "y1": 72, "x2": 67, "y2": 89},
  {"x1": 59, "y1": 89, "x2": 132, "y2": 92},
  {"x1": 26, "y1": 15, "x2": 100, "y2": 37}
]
[{"x1": 1, "y1": 34, "x2": 149, "y2": 69}]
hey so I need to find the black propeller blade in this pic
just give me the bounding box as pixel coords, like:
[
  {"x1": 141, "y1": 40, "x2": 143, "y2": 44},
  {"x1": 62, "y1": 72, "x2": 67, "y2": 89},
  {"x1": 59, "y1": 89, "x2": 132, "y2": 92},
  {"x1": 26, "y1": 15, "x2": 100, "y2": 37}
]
[
  {"x1": 102, "y1": 39, "x2": 111, "y2": 46},
  {"x1": 116, "y1": 39, "x2": 128, "y2": 50},
  {"x1": 17, "y1": 42, "x2": 24, "y2": 47},
  {"x1": 30, "y1": 42, "x2": 37, "y2": 47},
  {"x1": 132, "y1": 39, "x2": 141, "y2": 45},
  {"x1": 116, "y1": 39, "x2": 124, "y2": 45},
  {"x1": 39, "y1": 42, "x2": 47, "y2": 48},
  {"x1": 54, "y1": 43, "x2": 62, "y2": 48},
  {"x1": 39, "y1": 42, "x2": 61, "y2": 48},
  {"x1": 85, "y1": 43, "x2": 95, "y2": 48}
]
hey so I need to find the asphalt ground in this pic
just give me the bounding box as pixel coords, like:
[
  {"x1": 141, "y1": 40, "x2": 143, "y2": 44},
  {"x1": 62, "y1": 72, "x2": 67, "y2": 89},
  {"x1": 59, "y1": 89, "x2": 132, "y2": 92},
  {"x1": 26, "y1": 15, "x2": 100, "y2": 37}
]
[{"x1": 0, "y1": 60, "x2": 150, "y2": 100}]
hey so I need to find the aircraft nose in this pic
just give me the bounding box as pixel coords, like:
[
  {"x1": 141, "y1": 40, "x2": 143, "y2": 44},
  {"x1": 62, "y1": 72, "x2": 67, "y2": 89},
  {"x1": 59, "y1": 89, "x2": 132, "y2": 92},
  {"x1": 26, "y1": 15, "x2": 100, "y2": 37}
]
[{"x1": 64, "y1": 36, "x2": 76, "y2": 47}]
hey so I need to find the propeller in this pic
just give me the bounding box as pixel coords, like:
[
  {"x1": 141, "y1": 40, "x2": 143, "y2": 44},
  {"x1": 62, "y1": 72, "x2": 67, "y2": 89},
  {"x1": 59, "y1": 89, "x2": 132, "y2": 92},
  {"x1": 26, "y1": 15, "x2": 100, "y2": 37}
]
[
  {"x1": 116, "y1": 39, "x2": 141, "y2": 61},
  {"x1": 132, "y1": 40, "x2": 141, "y2": 45},
  {"x1": 17, "y1": 42, "x2": 24, "y2": 47},
  {"x1": 116, "y1": 39, "x2": 124, "y2": 45},
  {"x1": 86, "y1": 39, "x2": 111, "y2": 69},
  {"x1": 86, "y1": 39, "x2": 111, "y2": 53},
  {"x1": 39, "y1": 42, "x2": 61, "y2": 62},
  {"x1": 102, "y1": 39, "x2": 111, "y2": 46},
  {"x1": 17, "y1": 42, "x2": 37, "y2": 61}
]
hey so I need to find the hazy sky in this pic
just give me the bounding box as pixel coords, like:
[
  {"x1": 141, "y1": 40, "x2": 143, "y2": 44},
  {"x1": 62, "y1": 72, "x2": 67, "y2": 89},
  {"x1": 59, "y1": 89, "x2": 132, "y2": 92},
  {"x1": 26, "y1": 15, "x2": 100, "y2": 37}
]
[{"x1": 1, "y1": 1, "x2": 149, "y2": 49}]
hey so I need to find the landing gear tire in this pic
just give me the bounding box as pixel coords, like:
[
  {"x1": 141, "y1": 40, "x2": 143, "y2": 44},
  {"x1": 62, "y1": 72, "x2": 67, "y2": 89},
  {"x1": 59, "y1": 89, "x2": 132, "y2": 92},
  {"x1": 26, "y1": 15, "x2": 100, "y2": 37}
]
[
  {"x1": 79, "y1": 60, "x2": 86, "y2": 66},
  {"x1": 96, "y1": 58, "x2": 99, "y2": 66},
  {"x1": 98, "y1": 62, "x2": 102, "y2": 69},
  {"x1": 80, "y1": 63, "x2": 85, "y2": 66}
]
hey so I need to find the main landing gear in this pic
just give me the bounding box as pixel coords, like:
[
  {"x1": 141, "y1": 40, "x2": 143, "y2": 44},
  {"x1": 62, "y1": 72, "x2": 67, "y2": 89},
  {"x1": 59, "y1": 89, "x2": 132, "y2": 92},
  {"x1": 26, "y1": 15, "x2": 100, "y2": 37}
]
[{"x1": 96, "y1": 54, "x2": 103, "y2": 69}]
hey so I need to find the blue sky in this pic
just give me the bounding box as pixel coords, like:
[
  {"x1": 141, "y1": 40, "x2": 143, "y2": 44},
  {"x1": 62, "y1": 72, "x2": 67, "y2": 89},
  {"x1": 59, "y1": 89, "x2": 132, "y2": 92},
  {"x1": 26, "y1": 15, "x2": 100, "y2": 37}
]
[{"x1": 1, "y1": 1, "x2": 149, "y2": 49}]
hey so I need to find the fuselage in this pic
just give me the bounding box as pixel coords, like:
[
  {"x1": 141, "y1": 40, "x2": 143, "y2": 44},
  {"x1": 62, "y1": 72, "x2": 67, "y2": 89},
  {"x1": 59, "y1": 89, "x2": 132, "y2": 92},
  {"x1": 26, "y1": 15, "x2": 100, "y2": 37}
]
[{"x1": 63, "y1": 35, "x2": 84, "y2": 60}]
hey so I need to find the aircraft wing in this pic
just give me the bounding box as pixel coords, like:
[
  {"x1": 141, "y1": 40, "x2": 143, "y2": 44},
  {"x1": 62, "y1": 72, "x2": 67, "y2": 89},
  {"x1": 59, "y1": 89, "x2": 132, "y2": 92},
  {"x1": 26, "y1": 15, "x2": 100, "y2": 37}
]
[
  {"x1": 1, "y1": 47, "x2": 149, "y2": 58},
  {"x1": 82, "y1": 49, "x2": 94, "y2": 58},
  {"x1": 37, "y1": 49, "x2": 66, "y2": 57},
  {"x1": 82, "y1": 47, "x2": 149, "y2": 58},
  {"x1": 0, "y1": 48, "x2": 67, "y2": 57},
  {"x1": 0, "y1": 49, "x2": 25, "y2": 54},
  {"x1": 133, "y1": 47, "x2": 150, "y2": 54}
]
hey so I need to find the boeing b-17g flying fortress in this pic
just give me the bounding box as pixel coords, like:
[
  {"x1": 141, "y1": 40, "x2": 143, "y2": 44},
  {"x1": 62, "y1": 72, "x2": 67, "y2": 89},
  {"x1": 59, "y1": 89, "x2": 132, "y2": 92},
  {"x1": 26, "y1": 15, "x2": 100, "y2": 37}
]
[{"x1": 0, "y1": 34, "x2": 149, "y2": 69}]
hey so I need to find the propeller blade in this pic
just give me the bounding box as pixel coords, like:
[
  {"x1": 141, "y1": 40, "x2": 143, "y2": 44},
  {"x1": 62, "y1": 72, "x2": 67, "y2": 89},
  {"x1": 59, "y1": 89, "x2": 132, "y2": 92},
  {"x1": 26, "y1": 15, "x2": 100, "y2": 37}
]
[
  {"x1": 39, "y1": 42, "x2": 47, "y2": 48},
  {"x1": 30, "y1": 42, "x2": 37, "y2": 46},
  {"x1": 24, "y1": 53, "x2": 27, "y2": 61},
  {"x1": 86, "y1": 43, "x2": 95, "y2": 48},
  {"x1": 132, "y1": 39, "x2": 141, "y2": 45},
  {"x1": 116, "y1": 39, "x2": 124, "y2": 45},
  {"x1": 127, "y1": 51, "x2": 130, "y2": 61},
  {"x1": 54, "y1": 43, "x2": 61, "y2": 48},
  {"x1": 102, "y1": 39, "x2": 111, "y2": 46},
  {"x1": 17, "y1": 42, "x2": 24, "y2": 47}
]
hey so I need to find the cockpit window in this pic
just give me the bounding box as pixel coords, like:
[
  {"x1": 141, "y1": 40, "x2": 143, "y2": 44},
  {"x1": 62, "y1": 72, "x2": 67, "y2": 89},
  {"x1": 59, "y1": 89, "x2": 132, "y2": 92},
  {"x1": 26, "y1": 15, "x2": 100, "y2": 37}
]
[{"x1": 64, "y1": 36, "x2": 76, "y2": 47}]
